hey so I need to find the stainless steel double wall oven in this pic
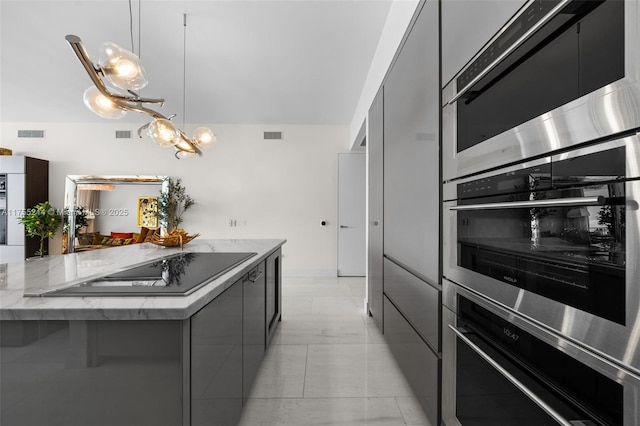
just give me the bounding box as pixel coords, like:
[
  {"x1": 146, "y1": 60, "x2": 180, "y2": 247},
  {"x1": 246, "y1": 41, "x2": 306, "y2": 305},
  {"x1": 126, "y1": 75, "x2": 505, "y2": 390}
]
[{"x1": 442, "y1": 0, "x2": 640, "y2": 424}]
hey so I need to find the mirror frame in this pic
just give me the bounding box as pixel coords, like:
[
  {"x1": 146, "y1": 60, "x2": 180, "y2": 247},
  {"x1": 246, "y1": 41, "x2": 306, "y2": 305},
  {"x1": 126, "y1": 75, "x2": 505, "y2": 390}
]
[{"x1": 63, "y1": 175, "x2": 169, "y2": 253}]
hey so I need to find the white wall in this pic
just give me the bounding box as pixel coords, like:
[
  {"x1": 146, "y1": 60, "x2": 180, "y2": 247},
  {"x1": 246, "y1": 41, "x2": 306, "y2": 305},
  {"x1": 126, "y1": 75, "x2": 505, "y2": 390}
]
[
  {"x1": 0, "y1": 122, "x2": 347, "y2": 276},
  {"x1": 349, "y1": 0, "x2": 421, "y2": 149}
]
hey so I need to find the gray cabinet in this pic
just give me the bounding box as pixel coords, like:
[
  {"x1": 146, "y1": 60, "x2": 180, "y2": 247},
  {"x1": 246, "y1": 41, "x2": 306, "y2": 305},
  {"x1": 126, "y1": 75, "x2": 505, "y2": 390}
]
[
  {"x1": 376, "y1": 2, "x2": 442, "y2": 424},
  {"x1": 191, "y1": 278, "x2": 243, "y2": 426},
  {"x1": 265, "y1": 249, "x2": 282, "y2": 346},
  {"x1": 383, "y1": 0, "x2": 439, "y2": 283},
  {"x1": 1, "y1": 319, "x2": 183, "y2": 426},
  {"x1": 243, "y1": 261, "x2": 266, "y2": 400},
  {"x1": 384, "y1": 296, "x2": 439, "y2": 426},
  {"x1": 367, "y1": 87, "x2": 384, "y2": 330},
  {"x1": 384, "y1": 258, "x2": 440, "y2": 351}
]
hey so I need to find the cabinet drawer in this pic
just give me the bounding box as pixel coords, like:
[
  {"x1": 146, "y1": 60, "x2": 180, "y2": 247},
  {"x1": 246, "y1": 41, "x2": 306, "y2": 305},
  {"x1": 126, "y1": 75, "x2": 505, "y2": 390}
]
[
  {"x1": 384, "y1": 258, "x2": 440, "y2": 350},
  {"x1": 384, "y1": 295, "x2": 440, "y2": 426}
]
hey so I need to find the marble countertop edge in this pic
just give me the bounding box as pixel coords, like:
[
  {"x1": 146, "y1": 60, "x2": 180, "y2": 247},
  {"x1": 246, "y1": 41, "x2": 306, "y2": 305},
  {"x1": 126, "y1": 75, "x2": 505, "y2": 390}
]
[{"x1": 0, "y1": 239, "x2": 285, "y2": 321}]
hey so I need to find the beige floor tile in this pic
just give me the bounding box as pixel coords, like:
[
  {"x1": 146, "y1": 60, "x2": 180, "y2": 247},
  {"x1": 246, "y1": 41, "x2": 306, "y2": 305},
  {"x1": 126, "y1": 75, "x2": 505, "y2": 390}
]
[
  {"x1": 239, "y1": 277, "x2": 430, "y2": 424},
  {"x1": 396, "y1": 397, "x2": 433, "y2": 425},
  {"x1": 303, "y1": 343, "x2": 415, "y2": 398},
  {"x1": 271, "y1": 317, "x2": 373, "y2": 345},
  {"x1": 238, "y1": 397, "x2": 408, "y2": 426},
  {"x1": 247, "y1": 344, "x2": 307, "y2": 398}
]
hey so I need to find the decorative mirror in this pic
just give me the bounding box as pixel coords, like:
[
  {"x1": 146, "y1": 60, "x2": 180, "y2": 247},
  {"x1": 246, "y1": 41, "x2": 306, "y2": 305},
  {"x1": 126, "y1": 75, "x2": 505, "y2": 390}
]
[{"x1": 63, "y1": 175, "x2": 168, "y2": 253}]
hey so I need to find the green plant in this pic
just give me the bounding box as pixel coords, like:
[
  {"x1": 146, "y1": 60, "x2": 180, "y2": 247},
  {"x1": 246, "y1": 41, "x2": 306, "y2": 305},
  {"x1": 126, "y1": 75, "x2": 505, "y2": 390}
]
[
  {"x1": 19, "y1": 201, "x2": 62, "y2": 257},
  {"x1": 157, "y1": 178, "x2": 195, "y2": 231},
  {"x1": 63, "y1": 206, "x2": 89, "y2": 234}
]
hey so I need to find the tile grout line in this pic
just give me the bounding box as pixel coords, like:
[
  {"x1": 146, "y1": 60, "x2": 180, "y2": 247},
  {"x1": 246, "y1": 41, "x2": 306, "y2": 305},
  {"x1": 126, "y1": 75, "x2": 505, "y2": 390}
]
[
  {"x1": 394, "y1": 397, "x2": 410, "y2": 426},
  {"x1": 301, "y1": 344, "x2": 309, "y2": 398}
]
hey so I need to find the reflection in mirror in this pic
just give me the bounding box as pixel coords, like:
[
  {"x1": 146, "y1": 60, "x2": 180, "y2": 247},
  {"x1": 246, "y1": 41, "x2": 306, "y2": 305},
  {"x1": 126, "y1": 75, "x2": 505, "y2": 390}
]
[{"x1": 63, "y1": 175, "x2": 168, "y2": 253}]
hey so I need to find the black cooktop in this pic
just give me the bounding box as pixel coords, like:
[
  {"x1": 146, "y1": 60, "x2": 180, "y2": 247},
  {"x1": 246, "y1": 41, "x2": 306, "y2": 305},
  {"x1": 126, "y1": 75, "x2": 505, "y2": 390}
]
[{"x1": 43, "y1": 252, "x2": 257, "y2": 297}]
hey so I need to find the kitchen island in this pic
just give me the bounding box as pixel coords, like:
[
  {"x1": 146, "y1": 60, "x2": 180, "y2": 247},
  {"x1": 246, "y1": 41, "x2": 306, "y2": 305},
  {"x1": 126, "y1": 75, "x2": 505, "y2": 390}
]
[{"x1": 0, "y1": 239, "x2": 284, "y2": 426}]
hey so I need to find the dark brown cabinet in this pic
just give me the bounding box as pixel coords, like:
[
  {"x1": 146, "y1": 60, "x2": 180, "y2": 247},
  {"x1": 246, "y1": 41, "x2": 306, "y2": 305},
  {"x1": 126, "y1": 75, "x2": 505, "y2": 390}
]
[{"x1": 0, "y1": 156, "x2": 48, "y2": 262}]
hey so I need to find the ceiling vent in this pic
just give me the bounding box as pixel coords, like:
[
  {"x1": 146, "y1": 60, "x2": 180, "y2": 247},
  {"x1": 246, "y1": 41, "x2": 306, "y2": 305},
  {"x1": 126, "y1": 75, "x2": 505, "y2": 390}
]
[
  {"x1": 115, "y1": 130, "x2": 132, "y2": 139},
  {"x1": 264, "y1": 131, "x2": 283, "y2": 140},
  {"x1": 17, "y1": 130, "x2": 45, "y2": 138}
]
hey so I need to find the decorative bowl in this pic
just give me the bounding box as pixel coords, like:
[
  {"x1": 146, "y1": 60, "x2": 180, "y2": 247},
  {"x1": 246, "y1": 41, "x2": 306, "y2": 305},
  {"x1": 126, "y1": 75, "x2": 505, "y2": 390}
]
[{"x1": 148, "y1": 229, "x2": 199, "y2": 249}]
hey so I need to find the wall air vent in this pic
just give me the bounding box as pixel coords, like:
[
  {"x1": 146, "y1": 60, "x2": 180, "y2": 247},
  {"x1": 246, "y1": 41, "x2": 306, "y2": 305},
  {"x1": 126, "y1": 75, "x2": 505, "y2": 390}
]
[
  {"x1": 115, "y1": 130, "x2": 132, "y2": 139},
  {"x1": 264, "y1": 131, "x2": 283, "y2": 140},
  {"x1": 17, "y1": 130, "x2": 45, "y2": 138}
]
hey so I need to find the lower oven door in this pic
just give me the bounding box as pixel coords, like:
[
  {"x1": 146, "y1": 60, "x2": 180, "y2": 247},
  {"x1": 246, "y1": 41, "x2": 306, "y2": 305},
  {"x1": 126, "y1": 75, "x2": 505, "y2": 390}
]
[{"x1": 442, "y1": 280, "x2": 640, "y2": 426}]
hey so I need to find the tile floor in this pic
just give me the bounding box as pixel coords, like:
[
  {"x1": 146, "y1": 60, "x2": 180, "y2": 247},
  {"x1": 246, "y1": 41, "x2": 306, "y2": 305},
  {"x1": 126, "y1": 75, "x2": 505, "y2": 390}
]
[{"x1": 238, "y1": 277, "x2": 432, "y2": 426}]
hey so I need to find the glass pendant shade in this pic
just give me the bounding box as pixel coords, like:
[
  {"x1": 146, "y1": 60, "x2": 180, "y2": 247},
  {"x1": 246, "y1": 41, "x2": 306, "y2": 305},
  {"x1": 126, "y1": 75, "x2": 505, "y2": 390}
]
[
  {"x1": 146, "y1": 119, "x2": 180, "y2": 147},
  {"x1": 99, "y1": 42, "x2": 148, "y2": 91},
  {"x1": 173, "y1": 137, "x2": 196, "y2": 154},
  {"x1": 83, "y1": 86, "x2": 127, "y2": 119},
  {"x1": 192, "y1": 127, "x2": 216, "y2": 147}
]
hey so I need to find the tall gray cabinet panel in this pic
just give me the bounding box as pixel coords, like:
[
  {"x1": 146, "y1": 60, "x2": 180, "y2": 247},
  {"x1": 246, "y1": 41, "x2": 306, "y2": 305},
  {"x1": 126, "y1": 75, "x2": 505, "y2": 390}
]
[
  {"x1": 383, "y1": 0, "x2": 439, "y2": 283},
  {"x1": 381, "y1": 2, "x2": 441, "y2": 424},
  {"x1": 367, "y1": 87, "x2": 384, "y2": 330}
]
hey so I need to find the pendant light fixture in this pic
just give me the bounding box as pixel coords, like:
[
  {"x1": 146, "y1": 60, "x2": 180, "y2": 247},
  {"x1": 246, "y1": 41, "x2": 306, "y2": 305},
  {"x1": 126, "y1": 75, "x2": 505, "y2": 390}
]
[{"x1": 65, "y1": 7, "x2": 216, "y2": 159}]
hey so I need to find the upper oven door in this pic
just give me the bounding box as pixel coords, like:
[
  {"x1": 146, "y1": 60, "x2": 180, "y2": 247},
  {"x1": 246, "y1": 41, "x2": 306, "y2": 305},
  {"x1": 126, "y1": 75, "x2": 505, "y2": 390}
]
[
  {"x1": 443, "y1": 134, "x2": 640, "y2": 373},
  {"x1": 442, "y1": 0, "x2": 639, "y2": 181}
]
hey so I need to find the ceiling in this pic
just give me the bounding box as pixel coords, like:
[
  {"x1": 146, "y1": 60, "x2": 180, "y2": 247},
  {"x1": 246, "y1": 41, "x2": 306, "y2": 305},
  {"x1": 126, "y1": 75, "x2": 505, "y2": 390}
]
[{"x1": 0, "y1": 0, "x2": 392, "y2": 126}]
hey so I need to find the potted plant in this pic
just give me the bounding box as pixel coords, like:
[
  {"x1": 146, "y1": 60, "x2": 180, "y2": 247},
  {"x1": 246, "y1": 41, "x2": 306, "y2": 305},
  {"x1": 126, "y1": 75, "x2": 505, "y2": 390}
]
[
  {"x1": 157, "y1": 178, "x2": 195, "y2": 232},
  {"x1": 62, "y1": 206, "x2": 89, "y2": 253},
  {"x1": 19, "y1": 201, "x2": 62, "y2": 257}
]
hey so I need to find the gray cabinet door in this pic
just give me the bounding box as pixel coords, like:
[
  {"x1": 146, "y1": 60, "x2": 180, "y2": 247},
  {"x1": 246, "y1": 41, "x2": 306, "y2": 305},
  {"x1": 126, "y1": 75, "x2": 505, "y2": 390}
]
[
  {"x1": 191, "y1": 279, "x2": 243, "y2": 425},
  {"x1": 368, "y1": 87, "x2": 384, "y2": 330},
  {"x1": 265, "y1": 249, "x2": 282, "y2": 346},
  {"x1": 383, "y1": 0, "x2": 439, "y2": 283},
  {"x1": 384, "y1": 295, "x2": 440, "y2": 426},
  {"x1": 243, "y1": 262, "x2": 266, "y2": 400},
  {"x1": 384, "y1": 258, "x2": 440, "y2": 351}
]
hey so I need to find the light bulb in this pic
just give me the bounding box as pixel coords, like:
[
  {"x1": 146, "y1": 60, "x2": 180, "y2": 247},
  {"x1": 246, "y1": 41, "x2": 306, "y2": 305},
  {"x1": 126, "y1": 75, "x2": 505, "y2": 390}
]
[
  {"x1": 146, "y1": 119, "x2": 180, "y2": 147},
  {"x1": 192, "y1": 127, "x2": 216, "y2": 148},
  {"x1": 99, "y1": 42, "x2": 148, "y2": 91},
  {"x1": 83, "y1": 86, "x2": 127, "y2": 119}
]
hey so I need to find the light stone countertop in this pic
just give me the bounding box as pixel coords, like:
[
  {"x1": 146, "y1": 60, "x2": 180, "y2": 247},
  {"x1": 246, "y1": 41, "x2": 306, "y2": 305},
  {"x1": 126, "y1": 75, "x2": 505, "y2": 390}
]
[{"x1": 0, "y1": 239, "x2": 285, "y2": 321}]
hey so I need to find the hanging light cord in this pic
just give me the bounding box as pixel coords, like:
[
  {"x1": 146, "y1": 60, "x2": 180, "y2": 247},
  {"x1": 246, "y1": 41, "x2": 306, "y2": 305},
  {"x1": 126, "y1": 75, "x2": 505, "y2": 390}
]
[
  {"x1": 127, "y1": 0, "x2": 141, "y2": 56},
  {"x1": 183, "y1": 13, "x2": 187, "y2": 130},
  {"x1": 128, "y1": 0, "x2": 135, "y2": 53}
]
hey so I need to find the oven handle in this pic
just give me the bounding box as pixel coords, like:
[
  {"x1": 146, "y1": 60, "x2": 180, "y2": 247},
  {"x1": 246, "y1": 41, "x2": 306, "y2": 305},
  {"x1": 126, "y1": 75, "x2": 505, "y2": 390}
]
[
  {"x1": 447, "y1": 0, "x2": 572, "y2": 105},
  {"x1": 449, "y1": 325, "x2": 574, "y2": 426},
  {"x1": 449, "y1": 196, "x2": 605, "y2": 211}
]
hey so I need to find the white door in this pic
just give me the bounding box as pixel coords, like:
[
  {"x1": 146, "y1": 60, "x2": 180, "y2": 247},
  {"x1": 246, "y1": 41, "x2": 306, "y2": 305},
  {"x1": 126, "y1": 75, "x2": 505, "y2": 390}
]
[{"x1": 338, "y1": 153, "x2": 366, "y2": 276}]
